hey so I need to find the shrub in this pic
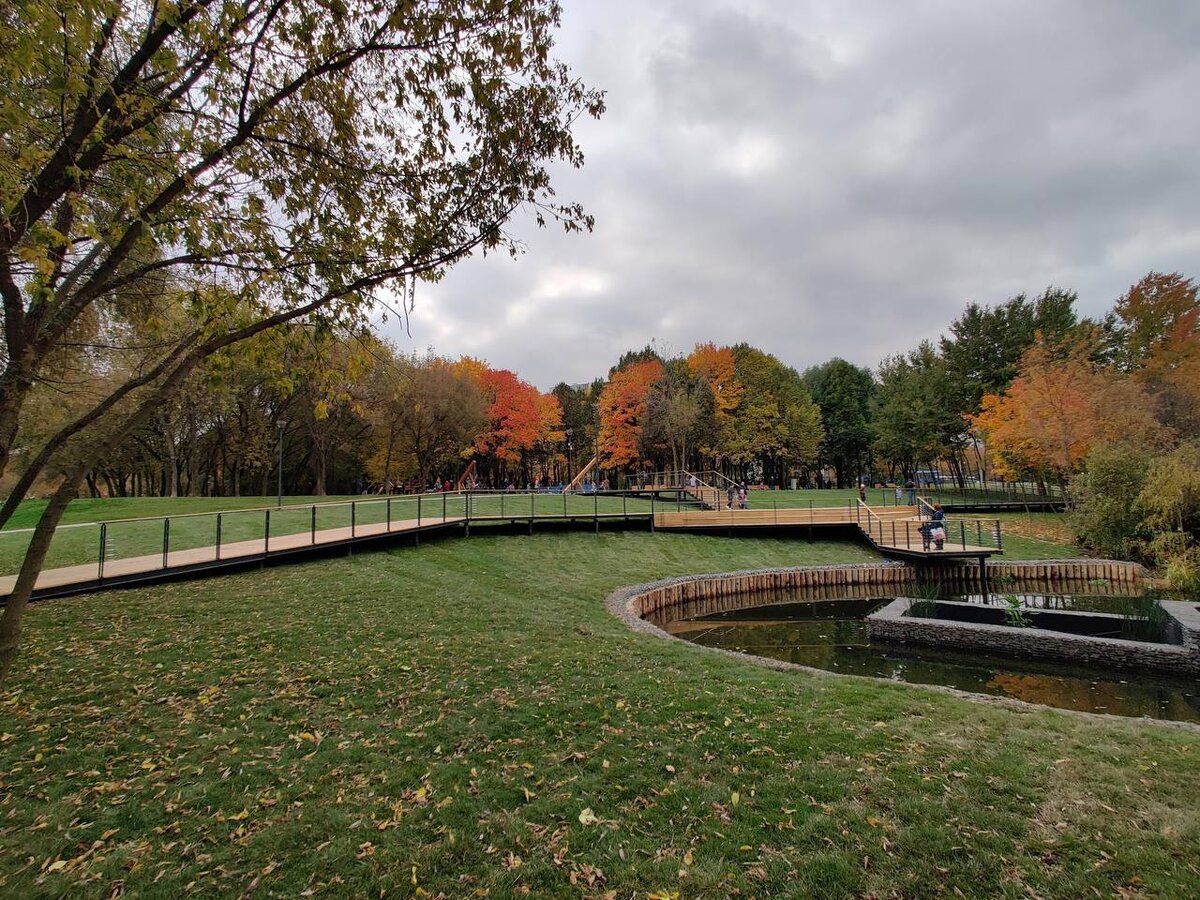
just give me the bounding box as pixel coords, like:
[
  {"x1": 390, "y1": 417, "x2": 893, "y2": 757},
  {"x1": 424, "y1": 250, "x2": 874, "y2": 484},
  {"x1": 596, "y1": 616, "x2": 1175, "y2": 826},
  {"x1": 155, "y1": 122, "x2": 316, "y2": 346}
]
[{"x1": 1068, "y1": 445, "x2": 1153, "y2": 558}]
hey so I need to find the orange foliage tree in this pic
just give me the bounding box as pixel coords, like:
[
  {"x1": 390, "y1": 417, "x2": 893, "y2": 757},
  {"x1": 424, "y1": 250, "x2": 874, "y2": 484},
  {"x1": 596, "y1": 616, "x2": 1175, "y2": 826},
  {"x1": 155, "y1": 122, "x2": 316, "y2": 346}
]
[
  {"x1": 686, "y1": 343, "x2": 743, "y2": 421},
  {"x1": 1115, "y1": 272, "x2": 1200, "y2": 430},
  {"x1": 468, "y1": 366, "x2": 563, "y2": 472},
  {"x1": 971, "y1": 339, "x2": 1171, "y2": 479},
  {"x1": 597, "y1": 359, "x2": 663, "y2": 468}
]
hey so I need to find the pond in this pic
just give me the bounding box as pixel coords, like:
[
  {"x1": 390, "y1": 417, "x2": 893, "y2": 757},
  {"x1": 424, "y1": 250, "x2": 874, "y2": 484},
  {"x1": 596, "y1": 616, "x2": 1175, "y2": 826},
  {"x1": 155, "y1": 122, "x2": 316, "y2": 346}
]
[{"x1": 661, "y1": 592, "x2": 1200, "y2": 724}]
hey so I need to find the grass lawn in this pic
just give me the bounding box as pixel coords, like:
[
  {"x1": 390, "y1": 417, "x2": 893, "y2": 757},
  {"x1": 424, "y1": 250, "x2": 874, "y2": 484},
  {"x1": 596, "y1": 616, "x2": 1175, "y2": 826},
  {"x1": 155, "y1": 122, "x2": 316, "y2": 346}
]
[{"x1": 1, "y1": 531, "x2": 1196, "y2": 898}]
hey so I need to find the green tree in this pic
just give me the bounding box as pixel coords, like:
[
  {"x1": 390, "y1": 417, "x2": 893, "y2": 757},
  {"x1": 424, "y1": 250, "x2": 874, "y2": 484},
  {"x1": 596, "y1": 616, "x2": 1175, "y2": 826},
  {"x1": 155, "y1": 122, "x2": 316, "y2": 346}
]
[
  {"x1": 1068, "y1": 445, "x2": 1154, "y2": 558},
  {"x1": 727, "y1": 345, "x2": 822, "y2": 485},
  {"x1": 940, "y1": 288, "x2": 1079, "y2": 413},
  {"x1": 872, "y1": 343, "x2": 963, "y2": 478},
  {"x1": 804, "y1": 359, "x2": 874, "y2": 488},
  {"x1": 0, "y1": 0, "x2": 601, "y2": 682}
]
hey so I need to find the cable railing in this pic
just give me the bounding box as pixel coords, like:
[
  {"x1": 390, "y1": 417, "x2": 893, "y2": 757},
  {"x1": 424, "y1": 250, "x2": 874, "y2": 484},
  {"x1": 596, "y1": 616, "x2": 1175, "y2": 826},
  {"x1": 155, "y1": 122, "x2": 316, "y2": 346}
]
[
  {"x1": 863, "y1": 498, "x2": 1004, "y2": 553},
  {"x1": 0, "y1": 491, "x2": 668, "y2": 585},
  {"x1": 919, "y1": 476, "x2": 1066, "y2": 507}
]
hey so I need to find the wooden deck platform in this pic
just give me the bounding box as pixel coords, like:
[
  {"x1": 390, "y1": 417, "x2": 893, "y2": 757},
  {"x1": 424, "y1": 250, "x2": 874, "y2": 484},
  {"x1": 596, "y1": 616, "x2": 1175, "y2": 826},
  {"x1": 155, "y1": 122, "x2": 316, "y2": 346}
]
[
  {"x1": 0, "y1": 515, "x2": 466, "y2": 600},
  {"x1": 1, "y1": 500, "x2": 1001, "y2": 603},
  {"x1": 654, "y1": 505, "x2": 1003, "y2": 563}
]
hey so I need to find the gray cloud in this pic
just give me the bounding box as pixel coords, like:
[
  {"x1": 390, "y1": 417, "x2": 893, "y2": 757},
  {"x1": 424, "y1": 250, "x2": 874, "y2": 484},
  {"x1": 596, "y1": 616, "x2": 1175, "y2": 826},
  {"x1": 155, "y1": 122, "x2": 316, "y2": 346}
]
[{"x1": 384, "y1": 0, "x2": 1200, "y2": 388}]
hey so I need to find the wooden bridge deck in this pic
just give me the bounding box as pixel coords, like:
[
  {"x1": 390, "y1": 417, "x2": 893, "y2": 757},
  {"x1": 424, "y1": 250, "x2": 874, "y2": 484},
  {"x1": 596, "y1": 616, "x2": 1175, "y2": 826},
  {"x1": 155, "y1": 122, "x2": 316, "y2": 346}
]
[
  {"x1": 1, "y1": 501, "x2": 1000, "y2": 602},
  {"x1": 0, "y1": 515, "x2": 467, "y2": 599},
  {"x1": 653, "y1": 505, "x2": 1002, "y2": 561}
]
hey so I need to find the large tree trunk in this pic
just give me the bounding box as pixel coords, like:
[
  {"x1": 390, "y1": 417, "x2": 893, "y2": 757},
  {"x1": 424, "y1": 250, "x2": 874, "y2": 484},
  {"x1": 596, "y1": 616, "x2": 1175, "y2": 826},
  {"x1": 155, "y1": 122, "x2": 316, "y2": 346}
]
[
  {"x1": 0, "y1": 463, "x2": 83, "y2": 681},
  {"x1": 0, "y1": 364, "x2": 37, "y2": 484}
]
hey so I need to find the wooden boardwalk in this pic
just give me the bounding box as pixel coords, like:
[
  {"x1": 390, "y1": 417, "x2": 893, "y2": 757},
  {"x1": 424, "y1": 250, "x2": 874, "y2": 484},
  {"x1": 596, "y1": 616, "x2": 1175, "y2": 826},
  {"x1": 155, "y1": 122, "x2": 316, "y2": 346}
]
[
  {"x1": 653, "y1": 504, "x2": 1003, "y2": 562},
  {"x1": 0, "y1": 498, "x2": 1001, "y2": 602},
  {"x1": 0, "y1": 515, "x2": 466, "y2": 599}
]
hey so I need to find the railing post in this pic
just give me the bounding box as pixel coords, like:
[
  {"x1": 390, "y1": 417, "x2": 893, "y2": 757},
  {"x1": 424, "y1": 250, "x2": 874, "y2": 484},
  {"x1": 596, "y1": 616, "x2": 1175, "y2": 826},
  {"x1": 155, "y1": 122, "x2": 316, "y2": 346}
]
[
  {"x1": 905, "y1": 521, "x2": 910, "y2": 549},
  {"x1": 891, "y1": 521, "x2": 896, "y2": 546},
  {"x1": 443, "y1": 491, "x2": 447, "y2": 521},
  {"x1": 995, "y1": 519, "x2": 1002, "y2": 550},
  {"x1": 98, "y1": 523, "x2": 106, "y2": 580},
  {"x1": 960, "y1": 521, "x2": 966, "y2": 550},
  {"x1": 311, "y1": 505, "x2": 317, "y2": 544},
  {"x1": 623, "y1": 492, "x2": 627, "y2": 518},
  {"x1": 416, "y1": 495, "x2": 420, "y2": 528},
  {"x1": 264, "y1": 509, "x2": 270, "y2": 554},
  {"x1": 501, "y1": 492, "x2": 505, "y2": 519},
  {"x1": 531, "y1": 491, "x2": 535, "y2": 521},
  {"x1": 650, "y1": 494, "x2": 655, "y2": 531},
  {"x1": 351, "y1": 501, "x2": 356, "y2": 538},
  {"x1": 387, "y1": 497, "x2": 392, "y2": 531},
  {"x1": 977, "y1": 520, "x2": 982, "y2": 547},
  {"x1": 162, "y1": 518, "x2": 170, "y2": 569},
  {"x1": 216, "y1": 514, "x2": 222, "y2": 560}
]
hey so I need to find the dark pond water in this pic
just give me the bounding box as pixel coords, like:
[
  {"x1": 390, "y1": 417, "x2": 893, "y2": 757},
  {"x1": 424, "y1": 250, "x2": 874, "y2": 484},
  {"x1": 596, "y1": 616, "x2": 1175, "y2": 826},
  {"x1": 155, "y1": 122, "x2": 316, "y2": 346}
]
[{"x1": 664, "y1": 594, "x2": 1200, "y2": 724}]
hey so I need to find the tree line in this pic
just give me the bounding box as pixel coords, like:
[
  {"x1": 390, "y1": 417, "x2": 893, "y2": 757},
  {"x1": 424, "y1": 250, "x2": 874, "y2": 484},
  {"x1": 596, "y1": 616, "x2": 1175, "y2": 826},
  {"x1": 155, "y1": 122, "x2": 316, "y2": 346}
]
[{"x1": 13, "y1": 271, "x2": 1194, "y2": 518}]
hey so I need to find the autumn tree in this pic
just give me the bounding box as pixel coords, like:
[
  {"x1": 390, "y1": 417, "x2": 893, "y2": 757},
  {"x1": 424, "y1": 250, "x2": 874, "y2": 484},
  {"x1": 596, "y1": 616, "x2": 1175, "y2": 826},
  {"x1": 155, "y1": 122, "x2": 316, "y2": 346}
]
[
  {"x1": 0, "y1": 0, "x2": 601, "y2": 681},
  {"x1": 366, "y1": 353, "x2": 487, "y2": 490},
  {"x1": 970, "y1": 338, "x2": 1172, "y2": 481},
  {"x1": 597, "y1": 359, "x2": 663, "y2": 469},
  {"x1": 470, "y1": 367, "x2": 563, "y2": 482},
  {"x1": 686, "y1": 343, "x2": 743, "y2": 421},
  {"x1": 641, "y1": 358, "x2": 717, "y2": 472},
  {"x1": 724, "y1": 346, "x2": 822, "y2": 486},
  {"x1": 1112, "y1": 272, "x2": 1200, "y2": 430}
]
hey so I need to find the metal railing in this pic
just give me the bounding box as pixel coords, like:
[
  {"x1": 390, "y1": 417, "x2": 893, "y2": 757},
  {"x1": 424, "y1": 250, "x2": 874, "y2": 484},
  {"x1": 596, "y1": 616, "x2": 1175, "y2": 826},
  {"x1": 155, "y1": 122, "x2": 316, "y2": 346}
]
[
  {"x1": 856, "y1": 499, "x2": 1002, "y2": 552},
  {"x1": 0, "y1": 490, "x2": 669, "y2": 584}
]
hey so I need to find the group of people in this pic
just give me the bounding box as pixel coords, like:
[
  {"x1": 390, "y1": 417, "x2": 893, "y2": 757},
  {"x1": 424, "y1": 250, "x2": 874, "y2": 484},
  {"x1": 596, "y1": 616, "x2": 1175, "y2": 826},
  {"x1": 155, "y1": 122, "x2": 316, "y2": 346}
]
[{"x1": 726, "y1": 483, "x2": 749, "y2": 510}]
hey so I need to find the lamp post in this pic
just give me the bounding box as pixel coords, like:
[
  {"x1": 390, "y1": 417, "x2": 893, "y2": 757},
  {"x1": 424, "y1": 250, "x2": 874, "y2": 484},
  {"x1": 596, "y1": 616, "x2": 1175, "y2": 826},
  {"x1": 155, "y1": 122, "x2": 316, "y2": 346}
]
[{"x1": 276, "y1": 420, "x2": 288, "y2": 508}]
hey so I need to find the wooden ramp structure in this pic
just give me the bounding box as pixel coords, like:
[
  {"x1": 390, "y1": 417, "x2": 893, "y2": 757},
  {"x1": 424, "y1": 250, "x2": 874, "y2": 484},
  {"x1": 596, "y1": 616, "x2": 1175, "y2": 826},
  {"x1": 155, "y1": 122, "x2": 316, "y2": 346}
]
[
  {"x1": 0, "y1": 512, "x2": 466, "y2": 601},
  {"x1": 0, "y1": 494, "x2": 1002, "y2": 603},
  {"x1": 624, "y1": 469, "x2": 725, "y2": 510},
  {"x1": 653, "y1": 500, "x2": 1004, "y2": 567}
]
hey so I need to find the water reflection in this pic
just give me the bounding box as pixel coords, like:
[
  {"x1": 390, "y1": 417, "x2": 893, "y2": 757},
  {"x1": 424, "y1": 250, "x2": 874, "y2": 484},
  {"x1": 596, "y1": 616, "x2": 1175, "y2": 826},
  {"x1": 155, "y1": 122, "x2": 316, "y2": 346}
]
[{"x1": 666, "y1": 596, "x2": 1200, "y2": 724}]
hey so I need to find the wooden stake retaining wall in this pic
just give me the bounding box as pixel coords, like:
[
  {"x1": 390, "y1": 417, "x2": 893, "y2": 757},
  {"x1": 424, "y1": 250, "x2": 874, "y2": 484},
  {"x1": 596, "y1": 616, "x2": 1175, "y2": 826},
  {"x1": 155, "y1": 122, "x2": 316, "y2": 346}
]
[{"x1": 629, "y1": 560, "x2": 1147, "y2": 629}]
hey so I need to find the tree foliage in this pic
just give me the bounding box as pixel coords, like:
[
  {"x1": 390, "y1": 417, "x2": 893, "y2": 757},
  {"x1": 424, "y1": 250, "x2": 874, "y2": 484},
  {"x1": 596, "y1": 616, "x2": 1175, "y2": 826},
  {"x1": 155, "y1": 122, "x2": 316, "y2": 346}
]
[
  {"x1": 597, "y1": 359, "x2": 662, "y2": 469},
  {"x1": 804, "y1": 358, "x2": 873, "y2": 487},
  {"x1": 0, "y1": 0, "x2": 601, "y2": 681},
  {"x1": 971, "y1": 338, "x2": 1171, "y2": 480}
]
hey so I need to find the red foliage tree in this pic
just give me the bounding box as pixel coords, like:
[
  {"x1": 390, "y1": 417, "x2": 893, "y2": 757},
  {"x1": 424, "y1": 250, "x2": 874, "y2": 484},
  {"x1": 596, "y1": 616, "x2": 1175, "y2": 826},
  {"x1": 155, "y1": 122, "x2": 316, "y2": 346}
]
[{"x1": 597, "y1": 359, "x2": 663, "y2": 468}]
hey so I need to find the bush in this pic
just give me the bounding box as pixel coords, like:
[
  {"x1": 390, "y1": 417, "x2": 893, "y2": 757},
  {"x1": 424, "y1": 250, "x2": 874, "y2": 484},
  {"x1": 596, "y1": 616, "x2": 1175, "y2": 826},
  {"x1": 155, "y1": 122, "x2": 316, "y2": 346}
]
[{"x1": 1068, "y1": 445, "x2": 1153, "y2": 558}]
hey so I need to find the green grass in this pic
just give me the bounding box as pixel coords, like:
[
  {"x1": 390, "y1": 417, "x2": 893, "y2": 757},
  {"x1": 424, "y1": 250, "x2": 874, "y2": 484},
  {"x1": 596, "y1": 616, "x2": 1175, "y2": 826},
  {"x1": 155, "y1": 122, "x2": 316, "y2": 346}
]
[{"x1": 1, "y1": 532, "x2": 1197, "y2": 898}]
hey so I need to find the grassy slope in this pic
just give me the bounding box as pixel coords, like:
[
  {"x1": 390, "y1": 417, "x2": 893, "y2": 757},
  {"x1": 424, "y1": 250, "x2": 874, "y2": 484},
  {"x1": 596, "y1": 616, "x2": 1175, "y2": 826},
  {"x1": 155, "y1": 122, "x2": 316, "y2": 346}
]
[{"x1": 1, "y1": 532, "x2": 1196, "y2": 899}]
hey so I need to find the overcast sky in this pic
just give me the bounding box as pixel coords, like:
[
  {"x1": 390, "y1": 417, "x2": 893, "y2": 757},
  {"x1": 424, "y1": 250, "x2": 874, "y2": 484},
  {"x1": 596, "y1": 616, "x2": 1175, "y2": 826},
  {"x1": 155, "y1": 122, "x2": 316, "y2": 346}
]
[{"x1": 385, "y1": 0, "x2": 1200, "y2": 390}]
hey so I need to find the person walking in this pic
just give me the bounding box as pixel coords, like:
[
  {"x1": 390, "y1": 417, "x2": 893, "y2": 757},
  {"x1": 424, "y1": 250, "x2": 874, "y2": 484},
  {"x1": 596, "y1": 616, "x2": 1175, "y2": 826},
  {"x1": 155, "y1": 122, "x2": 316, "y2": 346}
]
[{"x1": 929, "y1": 502, "x2": 946, "y2": 550}]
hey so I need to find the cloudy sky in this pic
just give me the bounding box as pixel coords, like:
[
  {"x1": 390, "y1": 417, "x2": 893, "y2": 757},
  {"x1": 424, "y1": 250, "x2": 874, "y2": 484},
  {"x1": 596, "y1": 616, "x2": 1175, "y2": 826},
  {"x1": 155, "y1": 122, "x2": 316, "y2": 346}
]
[{"x1": 387, "y1": 0, "x2": 1200, "y2": 390}]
